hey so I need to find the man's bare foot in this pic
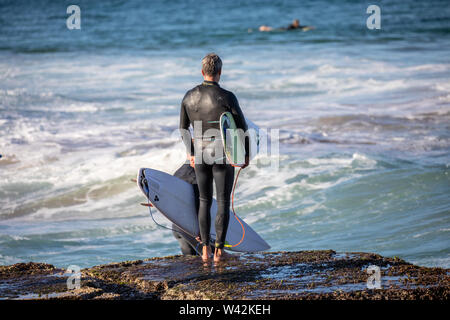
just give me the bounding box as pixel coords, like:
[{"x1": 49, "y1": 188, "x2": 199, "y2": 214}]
[
  {"x1": 202, "y1": 245, "x2": 212, "y2": 262},
  {"x1": 213, "y1": 248, "x2": 230, "y2": 263}
]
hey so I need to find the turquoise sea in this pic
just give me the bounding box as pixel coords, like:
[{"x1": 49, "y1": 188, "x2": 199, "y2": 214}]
[{"x1": 0, "y1": 0, "x2": 449, "y2": 268}]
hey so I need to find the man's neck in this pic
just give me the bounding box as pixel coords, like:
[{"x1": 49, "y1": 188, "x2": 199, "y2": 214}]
[
  {"x1": 202, "y1": 79, "x2": 219, "y2": 87},
  {"x1": 203, "y1": 76, "x2": 220, "y2": 82}
]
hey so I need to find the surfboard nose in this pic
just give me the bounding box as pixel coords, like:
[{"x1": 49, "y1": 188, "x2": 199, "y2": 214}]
[{"x1": 137, "y1": 168, "x2": 149, "y2": 196}]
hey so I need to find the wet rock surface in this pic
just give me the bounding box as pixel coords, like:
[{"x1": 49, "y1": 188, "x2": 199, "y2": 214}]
[{"x1": 0, "y1": 251, "x2": 448, "y2": 300}]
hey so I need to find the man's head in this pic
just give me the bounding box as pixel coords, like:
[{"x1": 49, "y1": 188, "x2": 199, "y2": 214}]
[
  {"x1": 292, "y1": 19, "x2": 300, "y2": 27},
  {"x1": 201, "y1": 53, "x2": 222, "y2": 82}
]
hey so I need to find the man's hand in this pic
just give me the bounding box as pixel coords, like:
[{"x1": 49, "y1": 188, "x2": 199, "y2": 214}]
[{"x1": 189, "y1": 155, "x2": 195, "y2": 168}]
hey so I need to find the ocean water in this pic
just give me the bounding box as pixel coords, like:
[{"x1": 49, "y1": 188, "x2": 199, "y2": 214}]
[{"x1": 0, "y1": 0, "x2": 449, "y2": 269}]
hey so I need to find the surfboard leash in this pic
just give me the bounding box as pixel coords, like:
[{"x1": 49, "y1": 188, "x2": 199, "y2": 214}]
[
  {"x1": 146, "y1": 197, "x2": 202, "y2": 255},
  {"x1": 224, "y1": 166, "x2": 246, "y2": 248}
]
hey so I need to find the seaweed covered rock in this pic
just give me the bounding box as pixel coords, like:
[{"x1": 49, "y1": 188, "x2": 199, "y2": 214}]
[{"x1": 0, "y1": 251, "x2": 448, "y2": 300}]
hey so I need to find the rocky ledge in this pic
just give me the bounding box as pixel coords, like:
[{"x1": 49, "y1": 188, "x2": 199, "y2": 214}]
[{"x1": 0, "y1": 250, "x2": 448, "y2": 300}]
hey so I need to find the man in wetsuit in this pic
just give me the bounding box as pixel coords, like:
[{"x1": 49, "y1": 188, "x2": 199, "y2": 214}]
[
  {"x1": 179, "y1": 53, "x2": 249, "y2": 263},
  {"x1": 283, "y1": 19, "x2": 314, "y2": 31}
]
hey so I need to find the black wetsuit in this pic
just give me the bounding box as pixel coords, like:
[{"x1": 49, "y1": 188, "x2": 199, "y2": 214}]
[
  {"x1": 179, "y1": 80, "x2": 249, "y2": 249},
  {"x1": 285, "y1": 24, "x2": 308, "y2": 30}
]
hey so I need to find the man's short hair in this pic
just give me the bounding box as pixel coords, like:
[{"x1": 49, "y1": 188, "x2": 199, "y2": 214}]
[{"x1": 202, "y1": 53, "x2": 222, "y2": 77}]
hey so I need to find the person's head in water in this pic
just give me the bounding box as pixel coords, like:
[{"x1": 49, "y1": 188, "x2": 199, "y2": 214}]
[
  {"x1": 202, "y1": 53, "x2": 222, "y2": 83},
  {"x1": 291, "y1": 19, "x2": 300, "y2": 28}
]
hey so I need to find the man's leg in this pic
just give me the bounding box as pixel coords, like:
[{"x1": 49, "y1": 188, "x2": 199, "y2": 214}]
[
  {"x1": 194, "y1": 163, "x2": 214, "y2": 260},
  {"x1": 212, "y1": 164, "x2": 235, "y2": 251}
]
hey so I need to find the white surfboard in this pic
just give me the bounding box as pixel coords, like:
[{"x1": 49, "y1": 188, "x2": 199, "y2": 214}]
[{"x1": 137, "y1": 167, "x2": 270, "y2": 252}]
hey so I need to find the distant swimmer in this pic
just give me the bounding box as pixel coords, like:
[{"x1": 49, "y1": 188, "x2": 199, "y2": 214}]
[
  {"x1": 286, "y1": 19, "x2": 314, "y2": 30},
  {"x1": 258, "y1": 19, "x2": 315, "y2": 32}
]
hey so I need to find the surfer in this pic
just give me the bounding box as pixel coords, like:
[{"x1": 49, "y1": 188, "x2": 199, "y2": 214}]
[
  {"x1": 259, "y1": 19, "x2": 314, "y2": 32},
  {"x1": 179, "y1": 53, "x2": 249, "y2": 263}
]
